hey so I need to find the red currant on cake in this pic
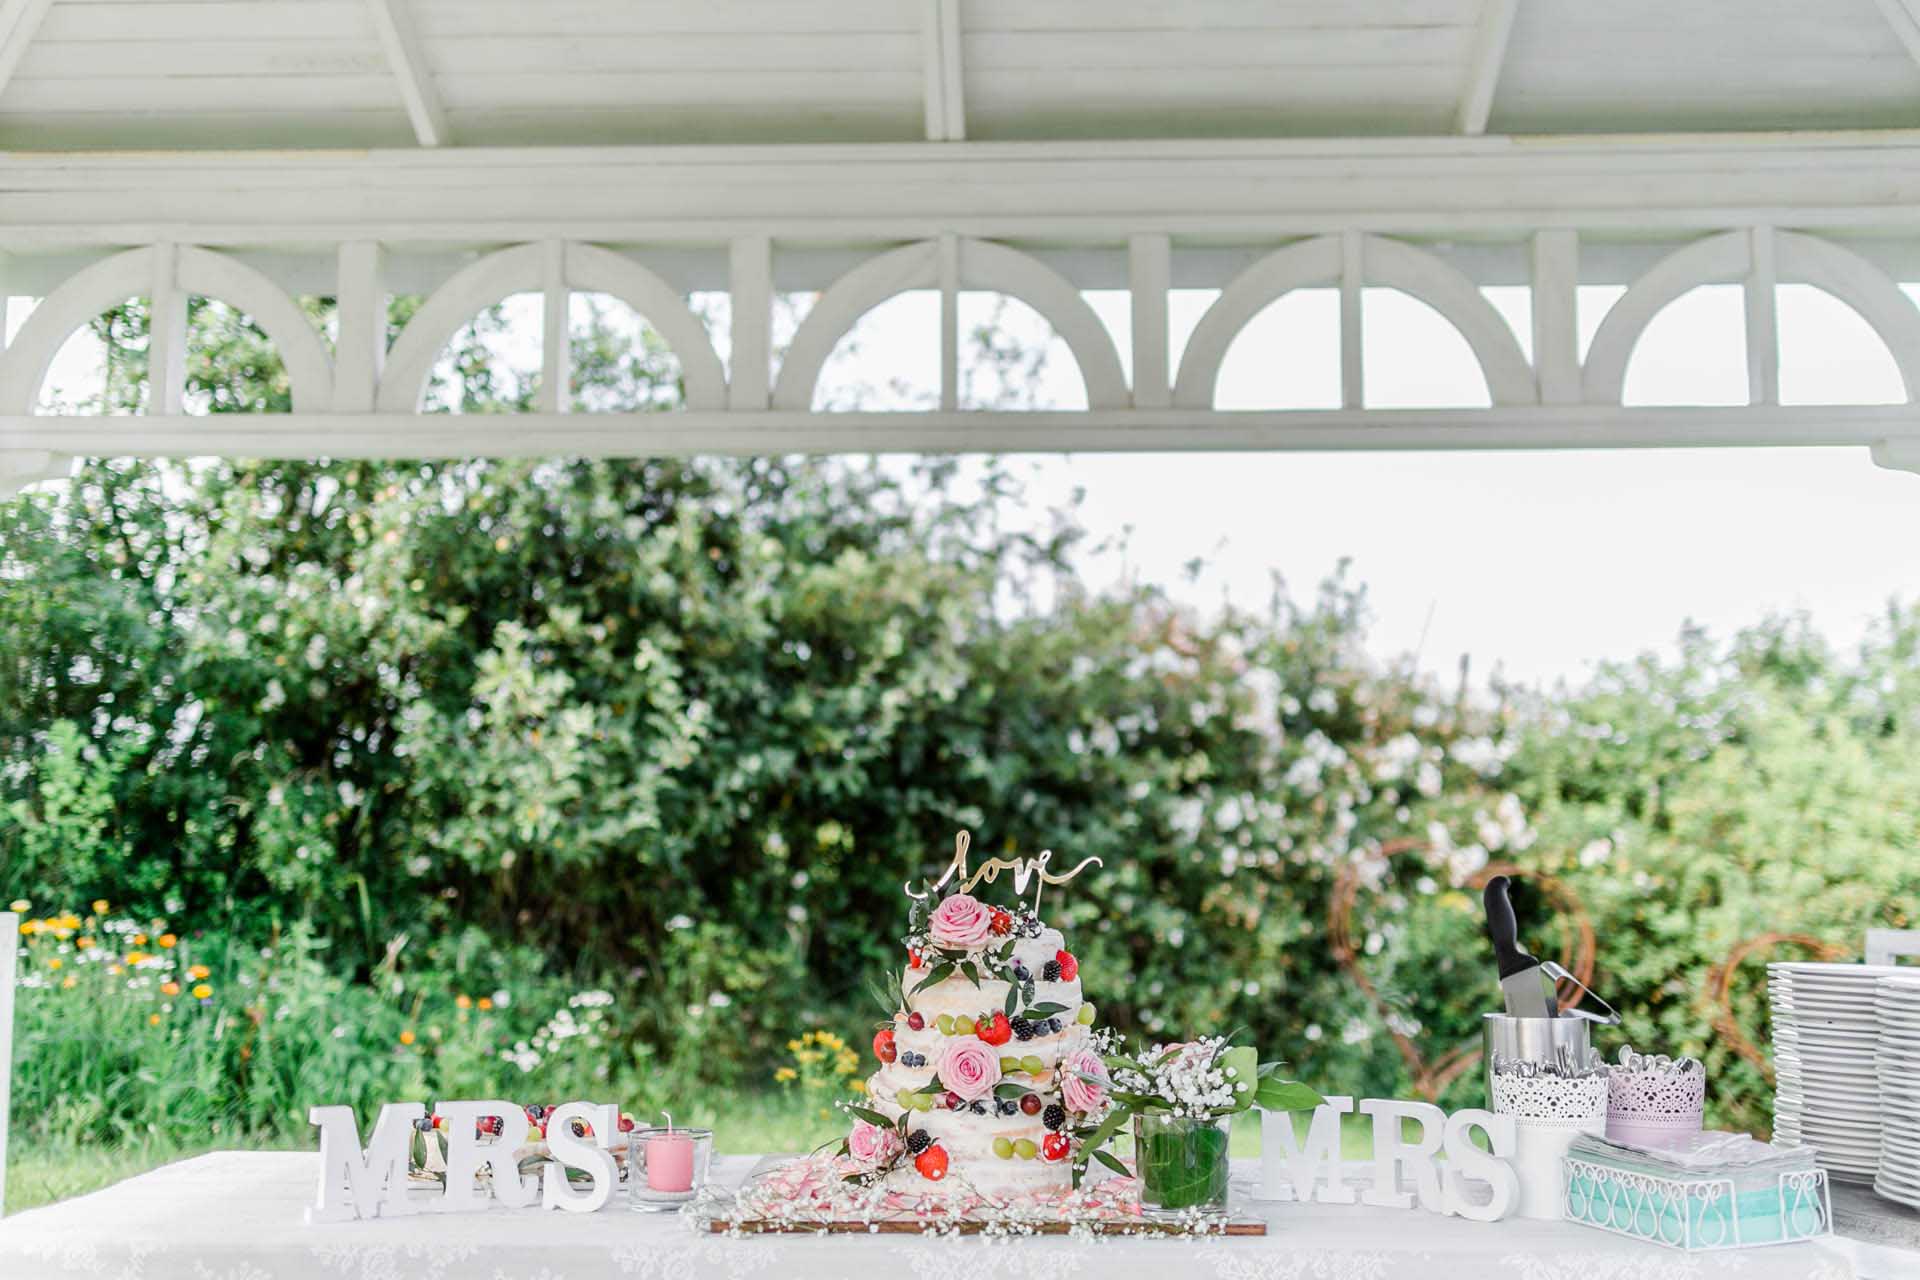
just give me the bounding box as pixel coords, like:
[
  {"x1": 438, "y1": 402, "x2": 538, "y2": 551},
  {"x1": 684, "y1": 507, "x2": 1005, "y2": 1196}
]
[
  {"x1": 1042, "y1": 1133, "x2": 1070, "y2": 1163},
  {"x1": 907, "y1": 1011, "x2": 925, "y2": 1031},
  {"x1": 873, "y1": 1027, "x2": 898, "y2": 1064},
  {"x1": 914, "y1": 1144, "x2": 950, "y2": 1181},
  {"x1": 1019, "y1": 1093, "x2": 1042, "y2": 1115},
  {"x1": 1055, "y1": 949, "x2": 1078, "y2": 981}
]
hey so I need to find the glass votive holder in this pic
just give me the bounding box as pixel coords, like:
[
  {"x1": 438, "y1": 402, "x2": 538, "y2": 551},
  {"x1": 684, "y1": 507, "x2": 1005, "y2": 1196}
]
[{"x1": 627, "y1": 1126, "x2": 713, "y2": 1211}]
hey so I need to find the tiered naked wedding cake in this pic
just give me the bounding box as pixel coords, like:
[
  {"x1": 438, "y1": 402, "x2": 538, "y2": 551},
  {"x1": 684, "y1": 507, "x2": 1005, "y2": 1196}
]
[{"x1": 847, "y1": 838, "x2": 1111, "y2": 1196}]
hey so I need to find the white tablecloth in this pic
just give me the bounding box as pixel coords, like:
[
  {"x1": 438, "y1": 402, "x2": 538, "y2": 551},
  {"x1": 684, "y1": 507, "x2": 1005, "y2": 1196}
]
[{"x1": 0, "y1": 1151, "x2": 1896, "y2": 1280}]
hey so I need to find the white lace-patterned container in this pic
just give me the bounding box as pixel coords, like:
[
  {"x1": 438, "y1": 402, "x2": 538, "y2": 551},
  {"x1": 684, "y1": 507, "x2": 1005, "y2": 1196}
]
[
  {"x1": 1491, "y1": 1070, "x2": 1609, "y2": 1220},
  {"x1": 1605, "y1": 1061, "x2": 1705, "y2": 1149}
]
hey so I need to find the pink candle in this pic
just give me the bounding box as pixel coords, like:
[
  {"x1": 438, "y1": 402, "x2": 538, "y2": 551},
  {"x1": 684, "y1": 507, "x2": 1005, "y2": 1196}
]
[{"x1": 646, "y1": 1131, "x2": 694, "y2": 1192}]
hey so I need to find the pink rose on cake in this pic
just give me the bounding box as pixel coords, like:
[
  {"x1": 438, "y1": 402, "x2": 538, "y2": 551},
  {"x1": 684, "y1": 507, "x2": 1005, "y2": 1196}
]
[
  {"x1": 847, "y1": 1118, "x2": 902, "y2": 1166},
  {"x1": 937, "y1": 1038, "x2": 1003, "y2": 1102},
  {"x1": 928, "y1": 892, "x2": 993, "y2": 949},
  {"x1": 1061, "y1": 1048, "x2": 1110, "y2": 1113}
]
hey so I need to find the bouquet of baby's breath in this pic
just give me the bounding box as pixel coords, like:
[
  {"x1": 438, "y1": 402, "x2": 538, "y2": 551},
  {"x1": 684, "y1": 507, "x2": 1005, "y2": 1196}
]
[{"x1": 1074, "y1": 1034, "x2": 1322, "y2": 1209}]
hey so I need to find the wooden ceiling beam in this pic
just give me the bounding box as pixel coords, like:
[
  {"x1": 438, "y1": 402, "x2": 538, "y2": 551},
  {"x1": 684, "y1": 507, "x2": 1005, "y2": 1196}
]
[
  {"x1": 365, "y1": 0, "x2": 449, "y2": 147},
  {"x1": 921, "y1": 0, "x2": 966, "y2": 141},
  {"x1": 1456, "y1": 0, "x2": 1519, "y2": 135},
  {"x1": 0, "y1": 0, "x2": 53, "y2": 103}
]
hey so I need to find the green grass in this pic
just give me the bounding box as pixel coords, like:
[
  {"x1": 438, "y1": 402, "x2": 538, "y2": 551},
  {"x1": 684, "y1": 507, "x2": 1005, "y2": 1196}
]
[{"x1": 5, "y1": 1099, "x2": 1375, "y2": 1215}]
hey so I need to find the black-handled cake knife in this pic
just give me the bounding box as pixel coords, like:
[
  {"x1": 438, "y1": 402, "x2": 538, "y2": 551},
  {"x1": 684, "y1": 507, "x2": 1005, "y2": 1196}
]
[{"x1": 1483, "y1": 874, "x2": 1558, "y2": 1019}]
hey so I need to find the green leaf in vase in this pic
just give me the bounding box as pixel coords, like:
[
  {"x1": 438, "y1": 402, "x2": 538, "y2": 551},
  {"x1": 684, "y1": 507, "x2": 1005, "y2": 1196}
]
[
  {"x1": 1215, "y1": 1045, "x2": 1259, "y2": 1112},
  {"x1": 1254, "y1": 1078, "x2": 1325, "y2": 1113}
]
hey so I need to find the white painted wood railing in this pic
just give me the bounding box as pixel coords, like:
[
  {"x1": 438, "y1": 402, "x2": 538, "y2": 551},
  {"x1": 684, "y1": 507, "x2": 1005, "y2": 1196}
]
[{"x1": 2, "y1": 138, "x2": 1920, "y2": 486}]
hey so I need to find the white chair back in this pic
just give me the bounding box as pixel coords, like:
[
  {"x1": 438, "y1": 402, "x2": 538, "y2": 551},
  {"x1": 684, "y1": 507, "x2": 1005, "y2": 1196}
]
[
  {"x1": 1867, "y1": 929, "x2": 1920, "y2": 967},
  {"x1": 0, "y1": 911, "x2": 15, "y2": 1217}
]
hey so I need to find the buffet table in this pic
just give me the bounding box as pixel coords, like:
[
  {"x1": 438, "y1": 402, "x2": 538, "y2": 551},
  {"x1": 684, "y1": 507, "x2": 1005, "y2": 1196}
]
[{"x1": 0, "y1": 1151, "x2": 1903, "y2": 1279}]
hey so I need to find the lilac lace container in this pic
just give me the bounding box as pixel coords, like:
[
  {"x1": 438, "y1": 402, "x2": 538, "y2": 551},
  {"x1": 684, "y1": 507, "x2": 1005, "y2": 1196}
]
[{"x1": 1605, "y1": 1053, "x2": 1706, "y2": 1150}]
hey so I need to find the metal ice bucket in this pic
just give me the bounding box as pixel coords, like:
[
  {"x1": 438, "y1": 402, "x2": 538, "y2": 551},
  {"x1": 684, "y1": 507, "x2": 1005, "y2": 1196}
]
[{"x1": 1482, "y1": 1013, "x2": 1596, "y2": 1104}]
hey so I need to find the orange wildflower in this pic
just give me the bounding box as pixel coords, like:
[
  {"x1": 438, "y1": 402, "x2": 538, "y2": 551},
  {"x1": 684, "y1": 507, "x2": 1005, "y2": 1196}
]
[
  {"x1": 161, "y1": 982, "x2": 181, "y2": 996},
  {"x1": 399, "y1": 1029, "x2": 417, "y2": 1046},
  {"x1": 159, "y1": 934, "x2": 178, "y2": 949}
]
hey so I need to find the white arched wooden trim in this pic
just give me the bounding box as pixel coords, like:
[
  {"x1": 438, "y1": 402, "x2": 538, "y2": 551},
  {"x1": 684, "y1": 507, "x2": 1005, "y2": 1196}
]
[
  {"x1": 565, "y1": 243, "x2": 727, "y2": 410},
  {"x1": 176, "y1": 247, "x2": 333, "y2": 413},
  {"x1": 773, "y1": 243, "x2": 938, "y2": 410},
  {"x1": 1363, "y1": 235, "x2": 1537, "y2": 406},
  {"x1": 1171, "y1": 236, "x2": 1342, "y2": 408},
  {"x1": 1172, "y1": 234, "x2": 1534, "y2": 409},
  {"x1": 377, "y1": 244, "x2": 544, "y2": 412},
  {"x1": 1773, "y1": 231, "x2": 1920, "y2": 401},
  {"x1": 773, "y1": 238, "x2": 1130, "y2": 411},
  {"x1": 1582, "y1": 231, "x2": 1749, "y2": 405},
  {"x1": 0, "y1": 245, "x2": 334, "y2": 415},
  {"x1": 956, "y1": 239, "x2": 1128, "y2": 409},
  {"x1": 0, "y1": 248, "x2": 152, "y2": 414}
]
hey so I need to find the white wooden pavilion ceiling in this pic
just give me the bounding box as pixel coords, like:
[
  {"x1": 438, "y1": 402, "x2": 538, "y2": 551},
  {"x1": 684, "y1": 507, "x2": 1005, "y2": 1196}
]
[{"x1": 5, "y1": 0, "x2": 1920, "y2": 150}]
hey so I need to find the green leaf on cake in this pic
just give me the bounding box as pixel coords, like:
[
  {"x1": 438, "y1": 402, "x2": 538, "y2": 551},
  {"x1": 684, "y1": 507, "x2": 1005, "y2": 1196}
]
[
  {"x1": 1092, "y1": 1148, "x2": 1130, "y2": 1178},
  {"x1": 1023, "y1": 1001, "x2": 1067, "y2": 1018},
  {"x1": 1003, "y1": 982, "x2": 1019, "y2": 1018},
  {"x1": 845, "y1": 1105, "x2": 894, "y2": 1129},
  {"x1": 915, "y1": 962, "x2": 955, "y2": 991},
  {"x1": 993, "y1": 1081, "x2": 1029, "y2": 1100}
]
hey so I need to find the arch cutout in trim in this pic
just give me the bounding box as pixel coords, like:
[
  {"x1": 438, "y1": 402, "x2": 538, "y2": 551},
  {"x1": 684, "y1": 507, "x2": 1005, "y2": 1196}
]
[
  {"x1": 1173, "y1": 234, "x2": 1535, "y2": 410},
  {"x1": 0, "y1": 246, "x2": 334, "y2": 416},
  {"x1": 771, "y1": 238, "x2": 1129, "y2": 412},
  {"x1": 377, "y1": 243, "x2": 727, "y2": 413},
  {"x1": 1584, "y1": 229, "x2": 1920, "y2": 406}
]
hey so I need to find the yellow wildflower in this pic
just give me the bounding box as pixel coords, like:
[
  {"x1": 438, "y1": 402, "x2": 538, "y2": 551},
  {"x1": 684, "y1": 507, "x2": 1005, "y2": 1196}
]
[
  {"x1": 20, "y1": 919, "x2": 39, "y2": 936},
  {"x1": 191, "y1": 983, "x2": 213, "y2": 1000},
  {"x1": 107, "y1": 965, "x2": 122, "y2": 976},
  {"x1": 61, "y1": 975, "x2": 77, "y2": 990},
  {"x1": 7, "y1": 899, "x2": 27, "y2": 912},
  {"x1": 849, "y1": 1079, "x2": 868, "y2": 1095},
  {"x1": 47, "y1": 958, "x2": 61, "y2": 970},
  {"x1": 159, "y1": 934, "x2": 178, "y2": 949},
  {"x1": 133, "y1": 933, "x2": 148, "y2": 945},
  {"x1": 125, "y1": 950, "x2": 150, "y2": 966},
  {"x1": 773, "y1": 1067, "x2": 798, "y2": 1083},
  {"x1": 91, "y1": 899, "x2": 110, "y2": 916},
  {"x1": 148, "y1": 1013, "x2": 161, "y2": 1026}
]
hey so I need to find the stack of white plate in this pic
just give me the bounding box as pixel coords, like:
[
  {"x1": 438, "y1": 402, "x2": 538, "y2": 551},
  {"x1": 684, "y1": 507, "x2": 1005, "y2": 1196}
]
[
  {"x1": 1768, "y1": 961, "x2": 1895, "y2": 1183},
  {"x1": 1875, "y1": 974, "x2": 1920, "y2": 1208}
]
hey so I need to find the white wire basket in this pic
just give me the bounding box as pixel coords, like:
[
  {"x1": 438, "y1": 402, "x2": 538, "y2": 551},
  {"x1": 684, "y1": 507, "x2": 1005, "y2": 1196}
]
[{"x1": 1563, "y1": 1157, "x2": 1831, "y2": 1251}]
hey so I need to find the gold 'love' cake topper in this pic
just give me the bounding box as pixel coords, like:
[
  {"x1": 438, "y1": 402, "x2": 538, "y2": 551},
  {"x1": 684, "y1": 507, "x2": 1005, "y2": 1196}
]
[{"x1": 903, "y1": 830, "x2": 1102, "y2": 915}]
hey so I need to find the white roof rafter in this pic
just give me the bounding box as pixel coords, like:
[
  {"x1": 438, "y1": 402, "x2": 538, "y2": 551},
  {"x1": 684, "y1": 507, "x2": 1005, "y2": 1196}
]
[
  {"x1": 365, "y1": 0, "x2": 449, "y2": 148},
  {"x1": 1456, "y1": 0, "x2": 1520, "y2": 136},
  {"x1": 0, "y1": 0, "x2": 52, "y2": 102},
  {"x1": 921, "y1": 0, "x2": 966, "y2": 142}
]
